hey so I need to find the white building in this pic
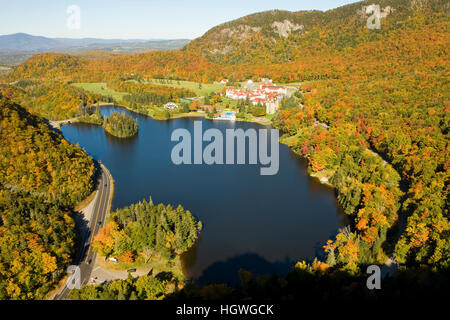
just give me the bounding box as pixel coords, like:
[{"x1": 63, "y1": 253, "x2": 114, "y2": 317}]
[
  {"x1": 265, "y1": 100, "x2": 280, "y2": 115},
  {"x1": 224, "y1": 84, "x2": 288, "y2": 115},
  {"x1": 261, "y1": 84, "x2": 288, "y2": 96},
  {"x1": 163, "y1": 102, "x2": 179, "y2": 110}
]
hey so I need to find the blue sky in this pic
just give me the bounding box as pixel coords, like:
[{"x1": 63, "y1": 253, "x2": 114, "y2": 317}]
[{"x1": 0, "y1": 0, "x2": 360, "y2": 39}]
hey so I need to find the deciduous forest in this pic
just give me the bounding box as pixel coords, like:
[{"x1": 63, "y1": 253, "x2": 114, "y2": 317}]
[
  {"x1": 0, "y1": 97, "x2": 95, "y2": 299},
  {"x1": 93, "y1": 199, "x2": 201, "y2": 261},
  {"x1": 0, "y1": 0, "x2": 448, "y2": 300}
]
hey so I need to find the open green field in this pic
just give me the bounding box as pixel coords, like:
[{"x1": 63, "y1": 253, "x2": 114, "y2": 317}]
[
  {"x1": 72, "y1": 82, "x2": 127, "y2": 101},
  {"x1": 144, "y1": 78, "x2": 225, "y2": 96},
  {"x1": 213, "y1": 97, "x2": 239, "y2": 109}
]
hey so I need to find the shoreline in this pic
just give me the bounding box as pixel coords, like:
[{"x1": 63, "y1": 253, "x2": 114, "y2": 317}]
[
  {"x1": 58, "y1": 104, "x2": 349, "y2": 288},
  {"x1": 62, "y1": 104, "x2": 329, "y2": 196},
  {"x1": 94, "y1": 102, "x2": 272, "y2": 126},
  {"x1": 279, "y1": 136, "x2": 335, "y2": 188},
  {"x1": 76, "y1": 104, "x2": 328, "y2": 190}
]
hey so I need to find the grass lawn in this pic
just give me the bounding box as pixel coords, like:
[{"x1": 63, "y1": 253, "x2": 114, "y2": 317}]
[
  {"x1": 215, "y1": 97, "x2": 239, "y2": 108},
  {"x1": 144, "y1": 78, "x2": 225, "y2": 96},
  {"x1": 279, "y1": 134, "x2": 300, "y2": 147},
  {"x1": 72, "y1": 82, "x2": 127, "y2": 101}
]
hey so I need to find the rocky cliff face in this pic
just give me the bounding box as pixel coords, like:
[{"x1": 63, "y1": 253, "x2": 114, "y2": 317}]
[{"x1": 183, "y1": 0, "x2": 447, "y2": 65}]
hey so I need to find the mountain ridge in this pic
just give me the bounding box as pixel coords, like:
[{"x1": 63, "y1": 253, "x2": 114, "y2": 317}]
[
  {"x1": 184, "y1": 0, "x2": 448, "y2": 64},
  {"x1": 5, "y1": 0, "x2": 447, "y2": 82},
  {"x1": 0, "y1": 33, "x2": 191, "y2": 52}
]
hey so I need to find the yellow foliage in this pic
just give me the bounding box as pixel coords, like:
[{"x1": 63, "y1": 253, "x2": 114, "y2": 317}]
[
  {"x1": 41, "y1": 253, "x2": 57, "y2": 274},
  {"x1": 312, "y1": 261, "x2": 330, "y2": 273}
]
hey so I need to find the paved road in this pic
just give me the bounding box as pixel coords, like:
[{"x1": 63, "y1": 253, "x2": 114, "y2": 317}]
[{"x1": 54, "y1": 163, "x2": 112, "y2": 300}]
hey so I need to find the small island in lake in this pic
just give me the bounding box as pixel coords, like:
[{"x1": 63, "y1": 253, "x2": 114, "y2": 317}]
[{"x1": 103, "y1": 111, "x2": 138, "y2": 138}]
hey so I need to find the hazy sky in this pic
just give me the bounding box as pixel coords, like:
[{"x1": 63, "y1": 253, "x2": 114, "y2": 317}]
[{"x1": 0, "y1": 0, "x2": 360, "y2": 39}]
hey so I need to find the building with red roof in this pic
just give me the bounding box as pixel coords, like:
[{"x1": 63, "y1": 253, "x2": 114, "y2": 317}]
[{"x1": 224, "y1": 83, "x2": 289, "y2": 114}]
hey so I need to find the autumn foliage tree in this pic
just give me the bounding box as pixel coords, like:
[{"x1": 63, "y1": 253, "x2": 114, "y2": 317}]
[{"x1": 0, "y1": 96, "x2": 95, "y2": 299}]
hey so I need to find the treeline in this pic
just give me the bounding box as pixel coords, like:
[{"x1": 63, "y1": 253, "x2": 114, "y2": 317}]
[
  {"x1": 103, "y1": 111, "x2": 138, "y2": 138},
  {"x1": 273, "y1": 36, "x2": 449, "y2": 270},
  {"x1": 170, "y1": 262, "x2": 449, "y2": 301},
  {"x1": 77, "y1": 103, "x2": 104, "y2": 125},
  {"x1": 108, "y1": 80, "x2": 196, "y2": 108},
  {"x1": 70, "y1": 274, "x2": 178, "y2": 300},
  {"x1": 69, "y1": 260, "x2": 450, "y2": 301},
  {"x1": 0, "y1": 97, "x2": 95, "y2": 299},
  {"x1": 0, "y1": 97, "x2": 95, "y2": 206},
  {"x1": 275, "y1": 107, "x2": 404, "y2": 268},
  {"x1": 93, "y1": 198, "x2": 201, "y2": 263},
  {"x1": 0, "y1": 80, "x2": 103, "y2": 120},
  {"x1": 236, "y1": 97, "x2": 267, "y2": 118},
  {"x1": 5, "y1": 1, "x2": 448, "y2": 84},
  {"x1": 4, "y1": 51, "x2": 216, "y2": 83}
]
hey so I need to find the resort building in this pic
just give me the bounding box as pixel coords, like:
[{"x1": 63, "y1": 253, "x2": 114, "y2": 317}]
[
  {"x1": 164, "y1": 102, "x2": 179, "y2": 110},
  {"x1": 224, "y1": 82, "x2": 289, "y2": 114},
  {"x1": 260, "y1": 84, "x2": 288, "y2": 96}
]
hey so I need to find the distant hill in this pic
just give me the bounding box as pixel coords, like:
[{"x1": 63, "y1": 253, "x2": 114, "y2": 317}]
[
  {"x1": 5, "y1": 0, "x2": 448, "y2": 82},
  {"x1": 0, "y1": 33, "x2": 61, "y2": 51},
  {"x1": 0, "y1": 33, "x2": 191, "y2": 52},
  {"x1": 0, "y1": 33, "x2": 190, "y2": 66}
]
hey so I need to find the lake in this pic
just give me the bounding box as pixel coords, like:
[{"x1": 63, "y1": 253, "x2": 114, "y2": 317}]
[{"x1": 61, "y1": 106, "x2": 346, "y2": 285}]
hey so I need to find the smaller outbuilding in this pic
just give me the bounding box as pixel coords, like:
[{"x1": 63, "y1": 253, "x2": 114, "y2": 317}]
[{"x1": 164, "y1": 102, "x2": 179, "y2": 110}]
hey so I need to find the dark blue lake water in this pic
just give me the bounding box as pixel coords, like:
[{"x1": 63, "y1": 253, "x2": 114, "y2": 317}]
[{"x1": 62, "y1": 106, "x2": 346, "y2": 285}]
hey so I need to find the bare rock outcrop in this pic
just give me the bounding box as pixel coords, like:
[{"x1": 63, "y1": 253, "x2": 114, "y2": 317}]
[{"x1": 271, "y1": 20, "x2": 304, "y2": 38}]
